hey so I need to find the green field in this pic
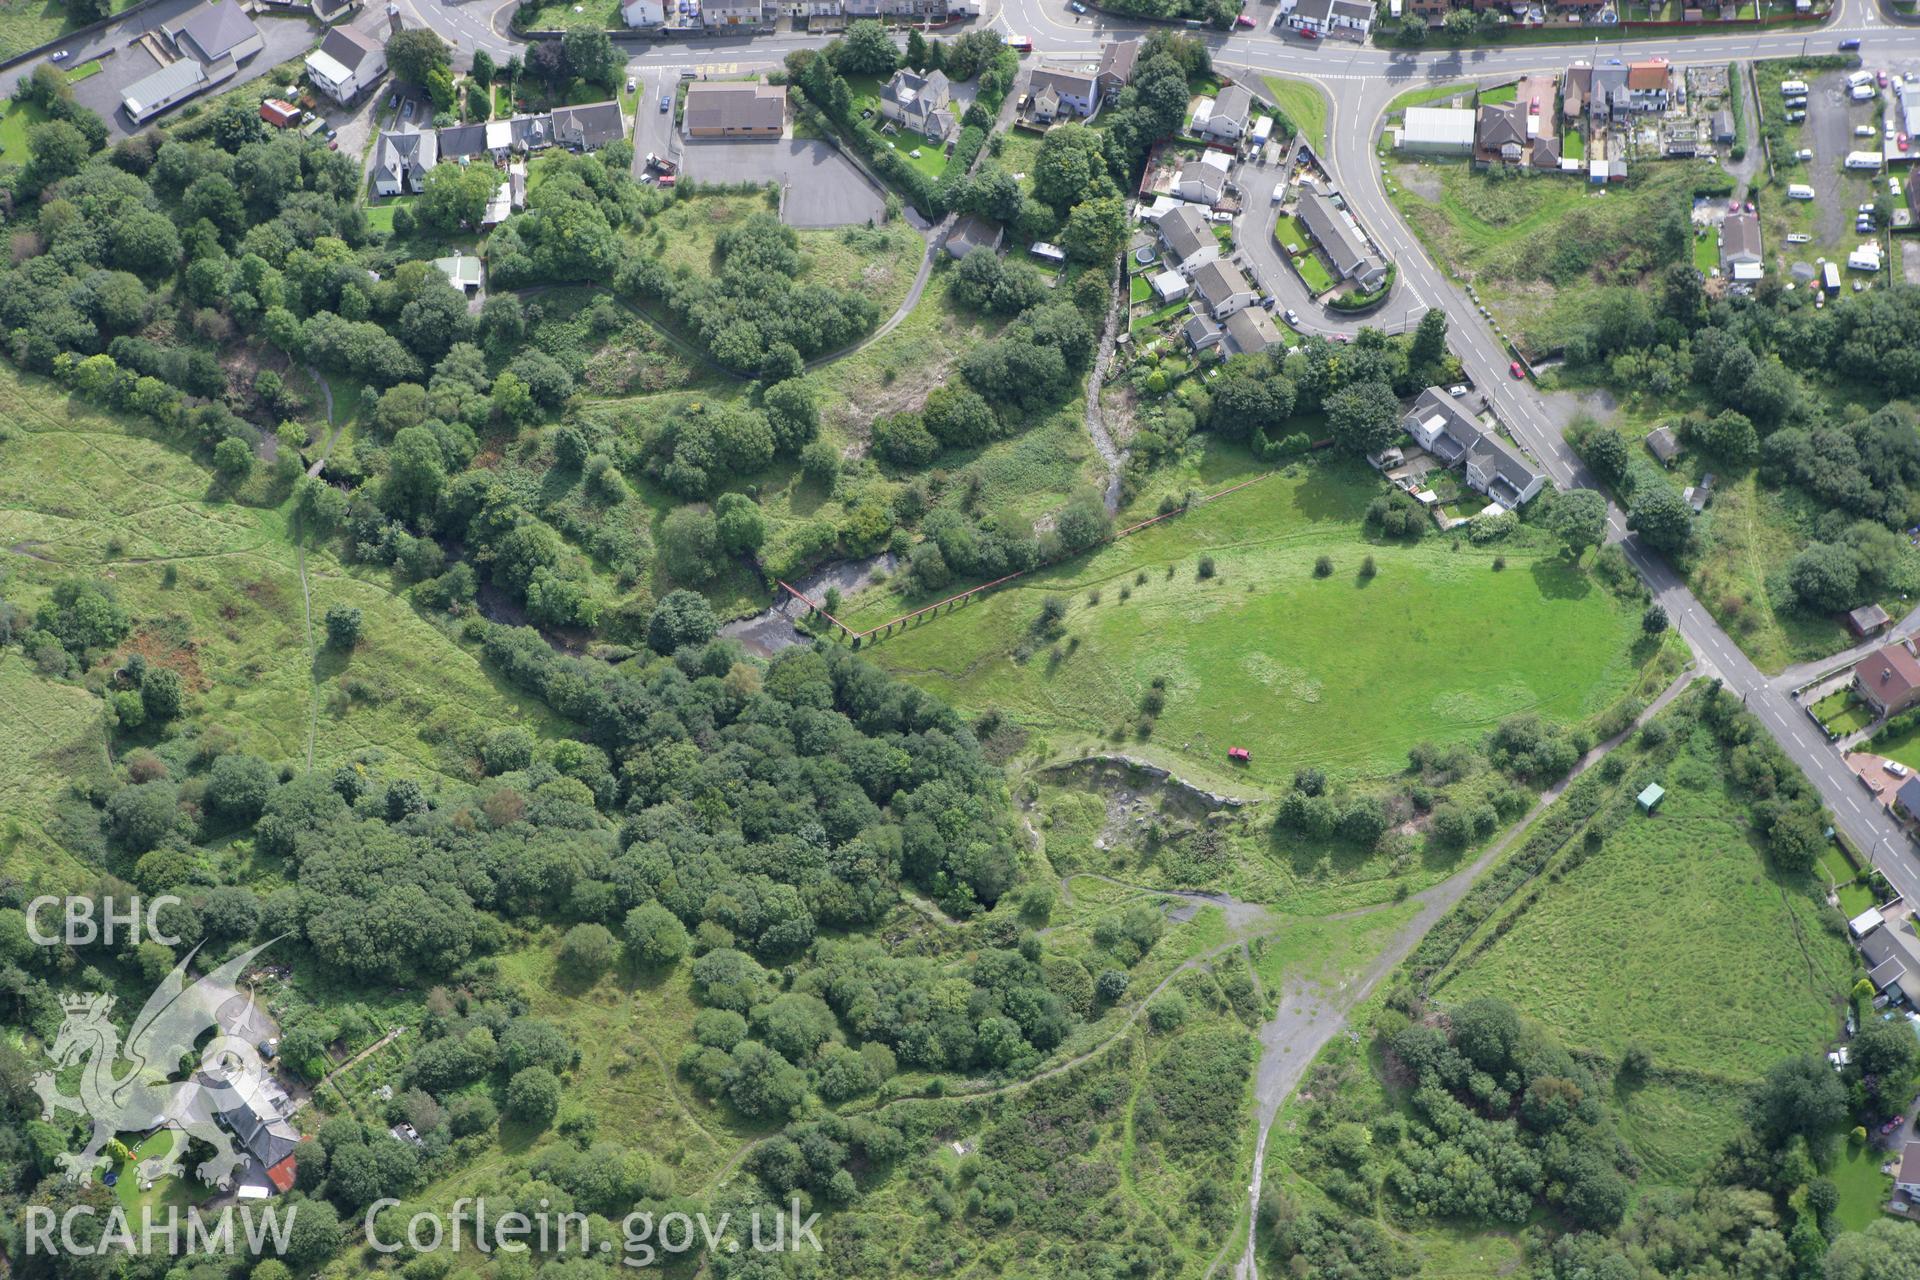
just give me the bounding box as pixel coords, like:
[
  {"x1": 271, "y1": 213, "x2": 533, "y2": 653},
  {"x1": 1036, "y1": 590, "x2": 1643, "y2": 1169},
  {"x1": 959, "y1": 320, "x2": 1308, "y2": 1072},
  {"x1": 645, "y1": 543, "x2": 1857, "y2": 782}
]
[
  {"x1": 856, "y1": 460, "x2": 1646, "y2": 790},
  {"x1": 1436, "y1": 713, "x2": 1853, "y2": 1080},
  {"x1": 0, "y1": 97, "x2": 49, "y2": 166},
  {"x1": 1262, "y1": 76, "x2": 1327, "y2": 151}
]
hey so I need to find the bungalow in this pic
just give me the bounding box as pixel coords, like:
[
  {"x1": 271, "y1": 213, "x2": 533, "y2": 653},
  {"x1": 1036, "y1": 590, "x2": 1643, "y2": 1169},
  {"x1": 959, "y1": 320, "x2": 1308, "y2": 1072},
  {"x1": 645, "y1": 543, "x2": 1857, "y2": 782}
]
[
  {"x1": 1096, "y1": 39, "x2": 1141, "y2": 98},
  {"x1": 1721, "y1": 210, "x2": 1762, "y2": 276},
  {"x1": 1027, "y1": 66, "x2": 1100, "y2": 119},
  {"x1": 1191, "y1": 259, "x2": 1259, "y2": 319},
  {"x1": 1277, "y1": 0, "x2": 1374, "y2": 41},
  {"x1": 372, "y1": 130, "x2": 437, "y2": 196},
  {"x1": 879, "y1": 68, "x2": 956, "y2": 141},
  {"x1": 1854, "y1": 640, "x2": 1920, "y2": 717},
  {"x1": 1157, "y1": 204, "x2": 1219, "y2": 273},
  {"x1": 1297, "y1": 187, "x2": 1388, "y2": 292},
  {"x1": 1644, "y1": 426, "x2": 1682, "y2": 466},
  {"x1": 945, "y1": 214, "x2": 1003, "y2": 260},
  {"x1": 122, "y1": 60, "x2": 225, "y2": 124},
  {"x1": 683, "y1": 82, "x2": 786, "y2": 138},
  {"x1": 1175, "y1": 151, "x2": 1231, "y2": 205},
  {"x1": 1222, "y1": 306, "x2": 1282, "y2": 357},
  {"x1": 305, "y1": 24, "x2": 387, "y2": 106},
  {"x1": 1198, "y1": 83, "x2": 1253, "y2": 143}
]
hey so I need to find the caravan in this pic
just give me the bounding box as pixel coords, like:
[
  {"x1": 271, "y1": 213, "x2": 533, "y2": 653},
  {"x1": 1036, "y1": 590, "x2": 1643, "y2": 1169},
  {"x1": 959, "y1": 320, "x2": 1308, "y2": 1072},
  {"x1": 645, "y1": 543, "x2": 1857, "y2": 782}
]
[
  {"x1": 1847, "y1": 151, "x2": 1885, "y2": 170},
  {"x1": 1787, "y1": 183, "x2": 1816, "y2": 200},
  {"x1": 1780, "y1": 79, "x2": 1808, "y2": 96}
]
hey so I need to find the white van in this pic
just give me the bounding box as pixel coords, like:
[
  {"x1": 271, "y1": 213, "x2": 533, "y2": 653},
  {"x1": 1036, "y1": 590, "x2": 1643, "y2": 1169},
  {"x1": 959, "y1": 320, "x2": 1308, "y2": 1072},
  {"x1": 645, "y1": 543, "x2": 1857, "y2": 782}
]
[
  {"x1": 1787, "y1": 183, "x2": 1816, "y2": 199},
  {"x1": 1780, "y1": 79, "x2": 1808, "y2": 95},
  {"x1": 1848, "y1": 70, "x2": 1874, "y2": 88},
  {"x1": 1852, "y1": 83, "x2": 1879, "y2": 101},
  {"x1": 1847, "y1": 150, "x2": 1885, "y2": 170}
]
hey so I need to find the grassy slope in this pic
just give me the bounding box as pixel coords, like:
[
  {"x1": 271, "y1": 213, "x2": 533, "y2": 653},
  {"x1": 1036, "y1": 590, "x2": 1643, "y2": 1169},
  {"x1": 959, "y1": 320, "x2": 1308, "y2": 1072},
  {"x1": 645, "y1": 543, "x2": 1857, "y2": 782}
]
[
  {"x1": 0, "y1": 365, "x2": 561, "y2": 791},
  {"x1": 1436, "y1": 718, "x2": 1852, "y2": 1082},
  {"x1": 858, "y1": 460, "x2": 1643, "y2": 792},
  {"x1": 1262, "y1": 77, "x2": 1328, "y2": 151}
]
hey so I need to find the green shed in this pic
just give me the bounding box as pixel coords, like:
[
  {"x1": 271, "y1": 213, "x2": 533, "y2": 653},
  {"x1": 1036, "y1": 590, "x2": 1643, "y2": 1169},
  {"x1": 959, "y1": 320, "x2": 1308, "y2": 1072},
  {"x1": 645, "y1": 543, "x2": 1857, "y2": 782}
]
[{"x1": 1637, "y1": 783, "x2": 1665, "y2": 814}]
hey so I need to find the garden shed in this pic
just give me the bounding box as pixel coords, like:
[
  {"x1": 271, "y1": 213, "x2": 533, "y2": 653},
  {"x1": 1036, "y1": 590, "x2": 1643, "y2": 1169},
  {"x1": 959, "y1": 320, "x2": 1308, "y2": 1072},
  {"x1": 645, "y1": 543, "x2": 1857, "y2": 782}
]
[{"x1": 1637, "y1": 783, "x2": 1665, "y2": 814}]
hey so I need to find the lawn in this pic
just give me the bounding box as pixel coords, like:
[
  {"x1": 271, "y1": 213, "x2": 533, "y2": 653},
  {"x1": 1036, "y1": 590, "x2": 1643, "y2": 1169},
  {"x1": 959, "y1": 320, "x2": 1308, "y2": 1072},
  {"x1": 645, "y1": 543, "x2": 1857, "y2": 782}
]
[
  {"x1": 1128, "y1": 272, "x2": 1152, "y2": 304},
  {"x1": 0, "y1": 97, "x2": 50, "y2": 167},
  {"x1": 1868, "y1": 716, "x2": 1920, "y2": 775},
  {"x1": 1562, "y1": 125, "x2": 1585, "y2": 161},
  {"x1": 1831, "y1": 1129, "x2": 1895, "y2": 1230},
  {"x1": 1262, "y1": 76, "x2": 1327, "y2": 151},
  {"x1": 1385, "y1": 81, "x2": 1478, "y2": 117},
  {"x1": 845, "y1": 75, "x2": 952, "y2": 181},
  {"x1": 364, "y1": 196, "x2": 417, "y2": 234},
  {"x1": 1389, "y1": 158, "x2": 1723, "y2": 357},
  {"x1": 1693, "y1": 227, "x2": 1720, "y2": 276},
  {"x1": 1480, "y1": 83, "x2": 1518, "y2": 106},
  {"x1": 1292, "y1": 250, "x2": 1335, "y2": 294},
  {"x1": 510, "y1": 0, "x2": 621, "y2": 28},
  {"x1": 854, "y1": 459, "x2": 1648, "y2": 791},
  {"x1": 1436, "y1": 711, "x2": 1854, "y2": 1081},
  {"x1": 64, "y1": 58, "x2": 102, "y2": 83},
  {"x1": 1813, "y1": 688, "x2": 1875, "y2": 737}
]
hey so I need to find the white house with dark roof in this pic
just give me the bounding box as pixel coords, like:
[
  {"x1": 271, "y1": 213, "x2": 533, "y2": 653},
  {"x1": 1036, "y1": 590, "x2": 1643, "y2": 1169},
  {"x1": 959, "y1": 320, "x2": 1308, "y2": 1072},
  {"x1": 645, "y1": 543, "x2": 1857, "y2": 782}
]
[
  {"x1": 1156, "y1": 204, "x2": 1218, "y2": 273},
  {"x1": 1198, "y1": 84, "x2": 1253, "y2": 142},
  {"x1": 1175, "y1": 151, "x2": 1231, "y2": 205},
  {"x1": 552, "y1": 101, "x2": 626, "y2": 151},
  {"x1": 1277, "y1": 0, "x2": 1372, "y2": 41},
  {"x1": 1027, "y1": 66, "x2": 1100, "y2": 119},
  {"x1": 373, "y1": 129, "x2": 436, "y2": 195},
  {"x1": 1403, "y1": 386, "x2": 1546, "y2": 506},
  {"x1": 1223, "y1": 306, "x2": 1281, "y2": 357},
  {"x1": 1096, "y1": 39, "x2": 1140, "y2": 97},
  {"x1": 306, "y1": 24, "x2": 387, "y2": 105},
  {"x1": 1190, "y1": 259, "x2": 1259, "y2": 319}
]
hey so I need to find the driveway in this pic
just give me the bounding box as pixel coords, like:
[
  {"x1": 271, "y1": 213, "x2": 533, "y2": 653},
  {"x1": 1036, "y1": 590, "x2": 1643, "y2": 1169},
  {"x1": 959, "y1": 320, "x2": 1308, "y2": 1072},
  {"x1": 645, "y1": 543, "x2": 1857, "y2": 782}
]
[{"x1": 680, "y1": 136, "x2": 889, "y2": 228}]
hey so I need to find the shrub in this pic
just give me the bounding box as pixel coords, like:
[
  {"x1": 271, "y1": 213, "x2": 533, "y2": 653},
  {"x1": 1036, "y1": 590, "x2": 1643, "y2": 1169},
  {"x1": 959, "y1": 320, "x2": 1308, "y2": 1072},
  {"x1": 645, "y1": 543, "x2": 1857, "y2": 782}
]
[
  {"x1": 1313, "y1": 555, "x2": 1334, "y2": 578},
  {"x1": 1197, "y1": 555, "x2": 1216, "y2": 580},
  {"x1": 324, "y1": 605, "x2": 363, "y2": 649}
]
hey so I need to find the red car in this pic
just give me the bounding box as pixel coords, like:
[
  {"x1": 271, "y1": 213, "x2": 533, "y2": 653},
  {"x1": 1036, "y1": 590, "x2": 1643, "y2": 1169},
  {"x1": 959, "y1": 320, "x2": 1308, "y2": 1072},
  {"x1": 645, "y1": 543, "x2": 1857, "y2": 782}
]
[
  {"x1": 1882, "y1": 1116, "x2": 1905, "y2": 1135},
  {"x1": 1296, "y1": 27, "x2": 1318, "y2": 38},
  {"x1": 1728, "y1": 199, "x2": 1740, "y2": 214},
  {"x1": 1509, "y1": 360, "x2": 1525, "y2": 380},
  {"x1": 1235, "y1": 13, "x2": 1254, "y2": 25},
  {"x1": 1901, "y1": 133, "x2": 1911, "y2": 152},
  {"x1": 1332, "y1": 333, "x2": 1350, "y2": 343},
  {"x1": 1879, "y1": 70, "x2": 1889, "y2": 87}
]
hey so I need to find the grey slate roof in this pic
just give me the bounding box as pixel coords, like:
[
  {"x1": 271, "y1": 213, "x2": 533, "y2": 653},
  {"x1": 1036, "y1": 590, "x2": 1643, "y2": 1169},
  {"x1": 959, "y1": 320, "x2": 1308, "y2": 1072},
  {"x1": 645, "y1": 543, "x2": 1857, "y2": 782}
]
[
  {"x1": 1158, "y1": 204, "x2": 1213, "y2": 263},
  {"x1": 552, "y1": 101, "x2": 626, "y2": 150}
]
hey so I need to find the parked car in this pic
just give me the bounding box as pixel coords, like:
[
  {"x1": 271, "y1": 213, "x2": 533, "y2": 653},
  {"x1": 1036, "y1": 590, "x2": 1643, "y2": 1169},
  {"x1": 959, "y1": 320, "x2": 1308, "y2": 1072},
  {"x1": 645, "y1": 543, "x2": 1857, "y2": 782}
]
[
  {"x1": 1856, "y1": 124, "x2": 1875, "y2": 137},
  {"x1": 1509, "y1": 360, "x2": 1525, "y2": 379},
  {"x1": 1283, "y1": 308, "x2": 1299, "y2": 325},
  {"x1": 1745, "y1": 200, "x2": 1755, "y2": 213},
  {"x1": 1728, "y1": 199, "x2": 1740, "y2": 214},
  {"x1": 1331, "y1": 333, "x2": 1350, "y2": 343},
  {"x1": 1068, "y1": 1, "x2": 1086, "y2": 11},
  {"x1": 1448, "y1": 384, "x2": 1468, "y2": 397},
  {"x1": 1796, "y1": 147, "x2": 1814, "y2": 160},
  {"x1": 1888, "y1": 761, "x2": 1911, "y2": 777},
  {"x1": 1786, "y1": 110, "x2": 1806, "y2": 122},
  {"x1": 1880, "y1": 1116, "x2": 1903, "y2": 1135},
  {"x1": 1859, "y1": 202, "x2": 1877, "y2": 213},
  {"x1": 1235, "y1": 12, "x2": 1254, "y2": 24},
  {"x1": 626, "y1": 76, "x2": 636, "y2": 93},
  {"x1": 1207, "y1": 210, "x2": 1233, "y2": 224},
  {"x1": 49, "y1": 49, "x2": 67, "y2": 62},
  {"x1": 1296, "y1": 27, "x2": 1318, "y2": 38},
  {"x1": 402, "y1": 100, "x2": 416, "y2": 122},
  {"x1": 1902, "y1": 133, "x2": 1911, "y2": 151},
  {"x1": 1894, "y1": 177, "x2": 1904, "y2": 198},
  {"x1": 1879, "y1": 70, "x2": 1889, "y2": 87}
]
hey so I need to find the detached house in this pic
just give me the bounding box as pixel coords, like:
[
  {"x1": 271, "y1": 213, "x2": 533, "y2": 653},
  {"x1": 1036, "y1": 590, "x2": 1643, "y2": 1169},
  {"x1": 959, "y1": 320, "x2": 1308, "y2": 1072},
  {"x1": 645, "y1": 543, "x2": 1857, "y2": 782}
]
[
  {"x1": 1175, "y1": 151, "x2": 1231, "y2": 205},
  {"x1": 1157, "y1": 204, "x2": 1219, "y2": 273},
  {"x1": 1197, "y1": 83, "x2": 1253, "y2": 143},
  {"x1": 1402, "y1": 387, "x2": 1548, "y2": 507},
  {"x1": 1854, "y1": 640, "x2": 1920, "y2": 718},
  {"x1": 373, "y1": 130, "x2": 436, "y2": 195},
  {"x1": 1027, "y1": 66, "x2": 1100, "y2": 120},
  {"x1": 1627, "y1": 58, "x2": 1673, "y2": 113},
  {"x1": 305, "y1": 24, "x2": 386, "y2": 106},
  {"x1": 879, "y1": 68, "x2": 956, "y2": 141},
  {"x1": 1096, "y1": 39, "x2": 1140, "y2": 97},
  {"x1": 1720, "y1": 210, "x2": 1762, "y2": 278},
  {"x1": 1190, "y1": 259, "x2": 1259, "y2": 319}
]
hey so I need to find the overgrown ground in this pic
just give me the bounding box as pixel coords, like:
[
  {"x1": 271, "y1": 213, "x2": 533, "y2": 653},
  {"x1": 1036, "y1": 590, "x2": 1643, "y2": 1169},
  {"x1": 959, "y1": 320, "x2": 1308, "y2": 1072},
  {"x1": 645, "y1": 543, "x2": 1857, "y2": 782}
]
[
  {"x1": 0, "y1": 0, "x2": 143, "y2": 62},
  {"x1": 1387, "y1": 159, "x2": 1721, "y2": 357},
  {"x1": 851, "y1": 457, "x2": 1648, "y2": 795}
]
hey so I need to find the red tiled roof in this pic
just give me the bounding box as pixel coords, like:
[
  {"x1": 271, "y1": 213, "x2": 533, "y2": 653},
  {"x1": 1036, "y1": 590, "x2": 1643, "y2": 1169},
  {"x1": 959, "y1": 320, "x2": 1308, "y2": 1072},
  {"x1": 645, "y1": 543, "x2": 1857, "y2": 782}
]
[
  {"x1": 1859, "y1": 642, "x2": 1920, "y2": 706},
  {"x1": 266, "y1": 1154, "x2": 298, "y2": 1193},
  {"x1": 1627, "y1": 59, "x2": 1670, "y2": 90}
]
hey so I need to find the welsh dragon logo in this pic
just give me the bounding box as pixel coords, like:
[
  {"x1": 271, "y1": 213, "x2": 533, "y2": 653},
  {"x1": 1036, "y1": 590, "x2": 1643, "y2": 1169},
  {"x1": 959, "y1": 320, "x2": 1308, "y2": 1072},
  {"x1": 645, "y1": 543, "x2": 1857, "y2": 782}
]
[{"x1": 34, "y1": 940, "x2": 283, "y2": 1190}]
